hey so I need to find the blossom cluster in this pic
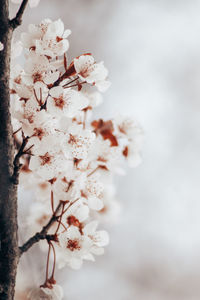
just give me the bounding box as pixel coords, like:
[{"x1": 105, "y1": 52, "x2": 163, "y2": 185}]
[{"x1": 11, "y1": 19, "x2": 143, "y2": 299}]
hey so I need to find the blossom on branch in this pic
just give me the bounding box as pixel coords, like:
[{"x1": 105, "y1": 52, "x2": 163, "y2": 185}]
[{"x1": 11, "y1": 17, "x2": 143, "y2": 297}]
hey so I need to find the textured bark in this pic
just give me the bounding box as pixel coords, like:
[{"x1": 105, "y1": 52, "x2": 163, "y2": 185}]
[{"x1": 0, "y1": 1, "x2": 19, "y2": 299}]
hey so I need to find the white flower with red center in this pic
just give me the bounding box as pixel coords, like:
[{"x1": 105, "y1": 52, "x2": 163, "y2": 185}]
[
  {"x1": 21, "y1": 20, "x2": 50, "y2": 49},
  {"x1": 53, "y1": 171, "x2": 86, "y2": 203},
  {"x1": 23, "y1": 52, "x2": 59, "y2": 85},
  {"x1": 21, "y1": 19, "x2": 70, "y2": 58},
  {"x1": 47, "y1": 86, "x2": 88, "y2": 118},
  {"x1": 29, "y1": 149, "x2": 70, "y2": 180},
  {"x1": 64, "y1": 199, "x2": 89, "y2": 227},
  {"x1": 35, "y1": 19, "x2": 71, "y2": 58},
  {"x1": 74, "y1": 54, "x2": 111, "y2": 92},
  {"x1": 63, "y1": 124, "x2": 95, "y2": 160},
  {"x1": 21, "y1": 112, "x2": 58, "y2": 154},
  {"x1": 57, "y1": 225, "x2": 93, "y2": 269},
  {"x1": 28, "y1": 284, "x2": 63, "y2": 300},
  {"x1": 57, "y1": 221, "x2": 108, "y2": 269}
]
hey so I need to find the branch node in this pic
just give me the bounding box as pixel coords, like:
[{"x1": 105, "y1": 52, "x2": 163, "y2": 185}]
[{"x1": 9, "y1": 0, "x2": 29, "y2": 30}]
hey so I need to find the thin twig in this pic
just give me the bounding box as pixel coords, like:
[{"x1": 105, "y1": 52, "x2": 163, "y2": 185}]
[
  {"x1": 45, "y1": 243, "x2": 51, "y2": 283},
  {"x1": 11, "y1": 136, "x2": 29, "y2": 184},
  {"x1": 19, "y1": 202, "x2": 63, "y2": 256},
  {"x1": 62, "y1": 76, "x2": 79, "y2": 87},
  {"x1": 9, "y1": 0, "x2": 29, "y2": 29},
  {"x1": 13, "y1": 127, "x2": 22, "y2": 136},
  {"x1": 49, "y1": 242, "x2": 56, "y2": 280}
]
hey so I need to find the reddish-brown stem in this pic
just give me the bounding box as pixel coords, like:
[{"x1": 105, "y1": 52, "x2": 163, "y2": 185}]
[
  {"x1": 33, "y1": 88, "x2": 40, "y2": 104},
  {"x1": 64, "y1": 53, "x2": 67, "y2": 71},
  {"x1": 87, "y1": 166, "x2": 99, "y2": 177},
  {"x1": 63, "y1": 76, "x2": 79, "y2": 87},
  {"x1": 62, "y1": 198, "x2": 79, "y2": 214},
  {"x1": 55, "y1": 202, "x2": 65, "y2": 235},
  {"x1": 51, "y1": 190, "x2": 55, "y2": 214},
  {"x1": 83, "y1": 109, "x2": 87, "y2": 129},
  {"x1": 45, "y1": 243, "x2": 51, "y2": 283},
  {"x1": 59, "y1": 221, "x2": 68, "y2": 231},
  {"x1": 64, "y1": 81, "x2": 87, "y2": 89},
  {"x1": 39, "y1": 88, "x2": 42, "y2": 104},
  {"x1": 49, "y1": 242, "x2": 56, "y2": 280}
]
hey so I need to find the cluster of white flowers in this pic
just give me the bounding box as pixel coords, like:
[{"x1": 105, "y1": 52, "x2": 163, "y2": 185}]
[{"x1": 11, "y1": 18, "x2": 143, "y2": 300}]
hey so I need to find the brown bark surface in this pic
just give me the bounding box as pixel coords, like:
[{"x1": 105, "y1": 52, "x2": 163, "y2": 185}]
[{"x1": 0, "y1": 1, "x2": 19, "y2": 299}]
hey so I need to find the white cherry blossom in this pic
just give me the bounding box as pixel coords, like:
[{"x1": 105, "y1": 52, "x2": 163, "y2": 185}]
[
  {"x1": 53, "y1": 171, "x2": 85, "y2": 201},
  {"x1": 57, "y1": 222, "x2": 108, "y2": 269},
  {"x1": 35, "y1": 19, "x2": 71, "y2": 58},
  {"x1": 57, "y1": 225, "x2": 93, "y2": 269},
  {"x1": 63, "y1": 199, "x2": 89, "y2": 225},
  {"x1": 23, "y1": 52, "x2": 59, "y2": 85},
  {"x1": 28, "y1": 284, "x2": 63, "y2": 300},
  {"x1": 29, "y1": 149, "x2": 70, "y2": 180},
  {"x1": 47, "y1": 86, "x2": 88, "y2": 118},
  {"x1": 74, "y1": 54, "x2": 111, "y2": 92},
  {"x1": 21, "y1": 19, "x2": 70, "y2": 58},
  {"x1": 62, "y1": 124, "x2": 95, "y2": 159}
]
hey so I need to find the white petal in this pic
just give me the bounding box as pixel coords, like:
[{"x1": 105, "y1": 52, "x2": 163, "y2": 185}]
[
  {"x1": 83, "y1": 221, "x2": 98, "y2": 235},
  {"x1": 88, "y1": 196, "x2": 104, "y2": 211}
]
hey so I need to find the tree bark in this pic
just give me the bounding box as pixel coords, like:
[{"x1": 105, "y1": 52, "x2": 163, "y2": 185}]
[{"x1": 0, "y1": 1, "x2": 19, "y2": 299}]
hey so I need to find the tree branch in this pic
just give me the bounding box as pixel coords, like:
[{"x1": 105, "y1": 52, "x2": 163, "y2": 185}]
[
  {"x1": 11, "y1": 136, "x2": 29, "y2": 184},
  {"x1": 9, "y1": 0, "x2": 29, "y2": 30},
  {"x1": 0, "y1": 2, "x2": 19, "y2": 298},
  {"x1": 19, "y1": 202, "x2": 63, "y2": 256}
]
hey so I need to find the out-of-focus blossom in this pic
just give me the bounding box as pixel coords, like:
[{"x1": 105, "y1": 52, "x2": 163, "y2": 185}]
[
  {"x1": 28, "y1": 284, "x2": 63, "y2": 300},
  {"x1": 74, "y1": 54, "x2": 111, "y2": 92},
  {"x1": 0, "y1": 42, "x2": 4, "y2": 51}
]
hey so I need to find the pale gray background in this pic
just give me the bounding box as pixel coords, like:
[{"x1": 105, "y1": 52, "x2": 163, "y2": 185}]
[{"x1": 11, "y1": 0, "x2": 200, "y2": 299}]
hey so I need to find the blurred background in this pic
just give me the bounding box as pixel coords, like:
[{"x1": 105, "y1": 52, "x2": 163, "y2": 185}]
[{"x1": 10, "y1": 0, "x2": 200, "y2": 299}]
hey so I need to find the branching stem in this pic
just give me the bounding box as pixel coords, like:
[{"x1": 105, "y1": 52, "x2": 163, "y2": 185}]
[
  {"x1": 11, "y1": 135, "x2": 30, "y2": 184},
  {"x1": 10, "y1": 0, "x2": 29, "y2": 29},
  {"x1": 19, "y1": 201, "x2": 63, "y2": 256}
]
